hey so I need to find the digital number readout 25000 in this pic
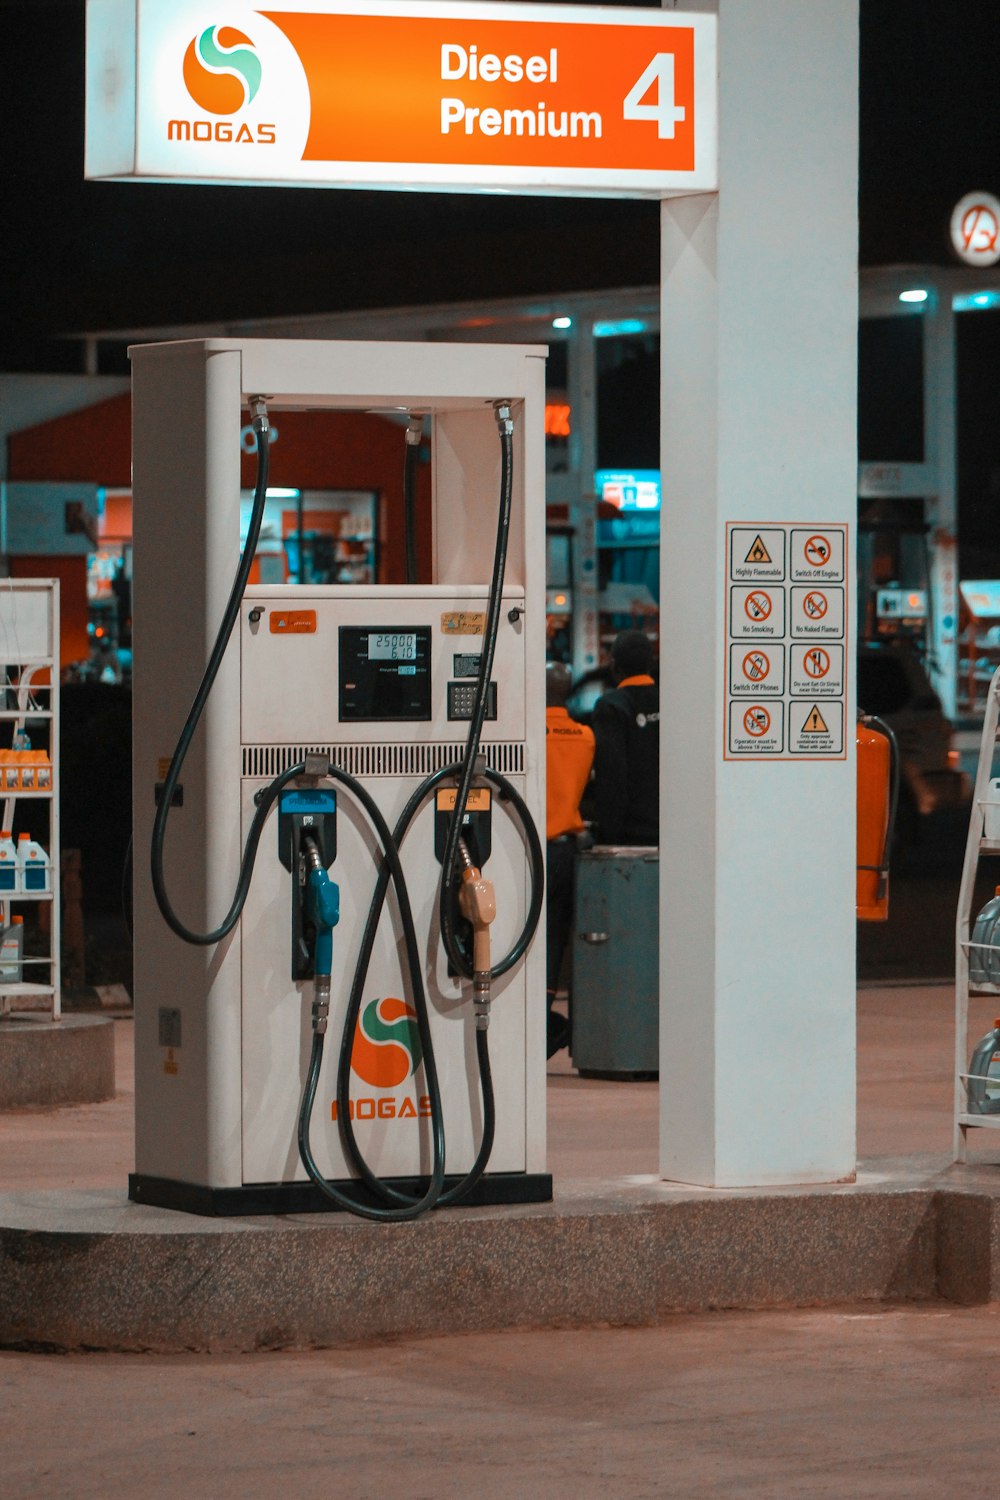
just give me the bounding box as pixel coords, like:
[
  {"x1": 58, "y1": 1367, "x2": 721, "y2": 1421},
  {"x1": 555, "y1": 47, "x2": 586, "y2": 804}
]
[{"x1": 368, "y1": 633, "x2": 418, "y2": 662}]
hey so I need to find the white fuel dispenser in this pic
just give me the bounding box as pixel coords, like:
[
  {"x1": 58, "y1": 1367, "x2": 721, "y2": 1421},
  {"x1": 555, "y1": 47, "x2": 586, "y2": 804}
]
[{"x1": 129, "y1": 338, "x2": 548, "y2": 1217}]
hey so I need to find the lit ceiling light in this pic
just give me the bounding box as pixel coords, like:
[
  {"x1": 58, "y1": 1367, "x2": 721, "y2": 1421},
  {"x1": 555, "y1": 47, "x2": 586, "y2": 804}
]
[
  {"x1": 552, "y1": 316, "x2": 572, "y2": 330},
  {"x1": 593, "y1": 318, "x2": 647, "y2": 338},
  {"x1": 953, "y1": 290, "x2": 1000, "y2": 311},
  {"x1": 898, "y1": 289, "x2": 928, "y2": 304},
  {"x1": 265, "y1": 488, "x2": 301, "y2": 499}
]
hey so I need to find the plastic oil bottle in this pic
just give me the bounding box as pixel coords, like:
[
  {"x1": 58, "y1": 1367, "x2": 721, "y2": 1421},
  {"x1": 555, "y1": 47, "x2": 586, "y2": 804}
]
[
  {"x1": 969, "y1": 886, "x2": 1000, "y2": 988},
  {"x1": 0, "y1": 915, "x2": 24, "y2": 984},
  {"x1": 16, "y1": 832, "x2": 50, "y2": 893},
  {"x1": 967, "y1": 1018, "x2": 1000, "y2": 1115},
  {"x1": 0, "y1": 831, "x2": 17, "y2": 894}
]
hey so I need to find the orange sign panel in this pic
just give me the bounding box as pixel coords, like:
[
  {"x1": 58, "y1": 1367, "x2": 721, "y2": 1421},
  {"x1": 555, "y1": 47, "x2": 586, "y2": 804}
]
[
  {"x1": 265, "y1": 10, "x2": 698, "y2": 172},
  {"x1": 86, "y1": 3, "x2": 718, "y2": 198}
]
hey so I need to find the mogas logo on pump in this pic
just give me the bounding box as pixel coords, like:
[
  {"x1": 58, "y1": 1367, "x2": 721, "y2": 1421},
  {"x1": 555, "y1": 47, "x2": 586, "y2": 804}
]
[
  {"x1": 139, "y1": 5, "x2": 310, "y2": 176},
  {"x1": 332, "y1": 997, "x2": 433, "y2": 1123}
]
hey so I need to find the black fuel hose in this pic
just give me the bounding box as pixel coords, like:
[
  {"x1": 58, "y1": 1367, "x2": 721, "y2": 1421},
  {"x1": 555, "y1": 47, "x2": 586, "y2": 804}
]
[
  {"x1": 436, "y1": 411, "x2": 514, "y2": 982},
  {"x1": 150, "y1": 402, "x2": 271, "y2": 944},
  {"x1": 332, "y1": 763, "x2": 543, "y2": 1209},
  {"x1": 294, "y1": 761, "x2": 447, "y2": 1222}
]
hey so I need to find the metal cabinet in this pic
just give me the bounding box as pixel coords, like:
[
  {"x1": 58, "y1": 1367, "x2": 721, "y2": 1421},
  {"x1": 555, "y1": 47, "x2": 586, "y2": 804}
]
[{"x1": 571, "y1": 846, "x2": 658, "y2": 1078}]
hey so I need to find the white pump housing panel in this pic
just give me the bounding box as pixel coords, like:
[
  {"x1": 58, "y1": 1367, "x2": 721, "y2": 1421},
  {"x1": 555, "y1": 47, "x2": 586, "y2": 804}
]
[{"x1": 129, "y1": 338, "x2": 547, "y2": 1208}]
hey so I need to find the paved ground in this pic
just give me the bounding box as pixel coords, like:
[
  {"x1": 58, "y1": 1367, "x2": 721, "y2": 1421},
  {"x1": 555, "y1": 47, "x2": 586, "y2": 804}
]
[
  {"x1": 5, "y1": 986, "x2": 1000, "y2": 1496},
  {"x1": 4, "y1": 1304, "x2": 1000, "y2": 1498}
]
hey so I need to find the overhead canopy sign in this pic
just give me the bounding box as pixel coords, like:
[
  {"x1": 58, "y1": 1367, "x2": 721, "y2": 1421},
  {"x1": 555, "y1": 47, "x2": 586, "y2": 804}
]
[{"x1": 85, "y1": 0, "x2": 717, "y2": 198}]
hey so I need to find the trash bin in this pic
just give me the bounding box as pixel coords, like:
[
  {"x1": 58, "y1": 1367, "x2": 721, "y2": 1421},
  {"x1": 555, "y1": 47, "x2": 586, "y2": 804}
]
[{"x1": 570, "y1": 846, "x2": 658, "y2": 1079}]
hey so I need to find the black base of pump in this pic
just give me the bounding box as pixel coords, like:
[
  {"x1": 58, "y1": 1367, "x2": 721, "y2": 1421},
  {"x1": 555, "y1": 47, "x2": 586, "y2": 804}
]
[{"x1": 129, "y1": 1170, "x2": 553, "y2": 1218}]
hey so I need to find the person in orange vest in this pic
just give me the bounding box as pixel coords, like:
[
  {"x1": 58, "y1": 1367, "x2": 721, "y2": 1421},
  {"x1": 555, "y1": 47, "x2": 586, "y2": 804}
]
[
  {"x1": 545, "y1": 661, "x2": 595, "y2": 1058},
  {"x1": 592, "y1": 630, "x2": 659, "y2": 846}
]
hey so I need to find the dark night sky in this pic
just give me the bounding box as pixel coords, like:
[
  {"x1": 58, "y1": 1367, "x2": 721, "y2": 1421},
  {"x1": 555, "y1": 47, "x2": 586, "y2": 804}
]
[{"x1": 2, "y1": 0, "x2": 1000, "y2": 373}]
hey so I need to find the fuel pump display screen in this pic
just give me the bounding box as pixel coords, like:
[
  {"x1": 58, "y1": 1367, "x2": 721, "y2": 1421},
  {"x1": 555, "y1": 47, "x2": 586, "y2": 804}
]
[
  {"x1": 339, "y1": 626, "x2": 432, "y2": 721},
  {"x1": 368, "y1": 632, "x2": 417, "y2": 661}
]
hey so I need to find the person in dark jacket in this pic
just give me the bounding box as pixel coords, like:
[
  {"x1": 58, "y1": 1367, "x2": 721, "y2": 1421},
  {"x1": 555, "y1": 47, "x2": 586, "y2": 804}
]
[{"x1": 591, "y1": 630, "x2": 659, "y2": 846}]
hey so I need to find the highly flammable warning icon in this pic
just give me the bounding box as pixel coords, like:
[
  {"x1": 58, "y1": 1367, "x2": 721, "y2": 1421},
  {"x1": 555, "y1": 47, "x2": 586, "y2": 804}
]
[
  {"x1": 744, "y1": 534, "x2": 772, "y2": 565},
  {"x1": 802, "y1": 704, "x2": 830, "y2": 734}
]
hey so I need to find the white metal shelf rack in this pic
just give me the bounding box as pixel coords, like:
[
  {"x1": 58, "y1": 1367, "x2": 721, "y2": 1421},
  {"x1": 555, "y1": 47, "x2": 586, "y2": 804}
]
[{"x1": 0, "y1": 580, "x2": 60, "y2": 1021}]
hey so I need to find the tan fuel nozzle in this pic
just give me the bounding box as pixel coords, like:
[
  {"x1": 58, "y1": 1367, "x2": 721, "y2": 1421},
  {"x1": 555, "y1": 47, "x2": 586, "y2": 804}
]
[{"x1": 458, "y1": 864, "x2": 496, "y2": 977}]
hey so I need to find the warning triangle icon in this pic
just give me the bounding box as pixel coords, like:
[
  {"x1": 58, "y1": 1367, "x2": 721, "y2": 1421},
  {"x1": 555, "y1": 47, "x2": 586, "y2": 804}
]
[
  {"x1": 745, "y1": 534, "x2": 772, "y2": 564},
  {"x1": 803, "y1": 704, "x2": 830, "y2": 734}
]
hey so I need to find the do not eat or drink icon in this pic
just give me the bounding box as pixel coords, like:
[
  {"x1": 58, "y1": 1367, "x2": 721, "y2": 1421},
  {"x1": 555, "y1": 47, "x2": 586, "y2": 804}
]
[{"x1": 804, "y1": 647, "x2": 831, "y2": 679}]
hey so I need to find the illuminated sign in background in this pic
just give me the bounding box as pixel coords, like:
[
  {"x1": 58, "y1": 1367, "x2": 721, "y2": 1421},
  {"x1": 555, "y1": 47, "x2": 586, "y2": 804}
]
[
  {"x1": 85, "y1": 0, "x2": 717, "y2": 198},
  {"x1": 596, "y1": 469, "x2": 661, "y2": 511},
  {"x1": 950, "y1": 191, "x2": 1000, "y2": 268}
]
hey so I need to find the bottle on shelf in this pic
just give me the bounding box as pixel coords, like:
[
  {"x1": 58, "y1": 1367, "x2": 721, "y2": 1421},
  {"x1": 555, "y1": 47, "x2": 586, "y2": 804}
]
[
  {"x1": 16, "y1": 832, "x2": 50, "y2": 893},
  {"x1": 969, "y1": 886, "x2": 1000, "y2": 988},
  {"x1": 0, "y1": 830, "x2": 17, "y2": 893},
  {"x1": 0, "y1": 915, "x2": 24, "y2": 983},
  {"x1": 967, "y1": 1018, "x2": 1000, "y2": 1115}
]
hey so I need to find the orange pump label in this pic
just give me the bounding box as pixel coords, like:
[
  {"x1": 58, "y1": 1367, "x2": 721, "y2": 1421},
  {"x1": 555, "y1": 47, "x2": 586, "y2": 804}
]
[
  {"x1": 436, "y1": 788, "x2": 491, "y2": 812},
  {"x1": 269, "y1": 610, "x2": 317, "y2": 634}
]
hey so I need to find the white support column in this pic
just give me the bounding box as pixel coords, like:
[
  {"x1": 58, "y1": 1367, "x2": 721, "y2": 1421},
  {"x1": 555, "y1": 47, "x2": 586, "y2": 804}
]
[{"x1": 659, "y1": 0, "x2": 859, "y2": 1186}]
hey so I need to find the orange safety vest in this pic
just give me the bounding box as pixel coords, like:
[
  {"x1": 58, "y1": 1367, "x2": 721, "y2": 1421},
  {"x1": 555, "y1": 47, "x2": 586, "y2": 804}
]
[{"x1": 546, "y1": 706, "x2": 595, "y2": 841}]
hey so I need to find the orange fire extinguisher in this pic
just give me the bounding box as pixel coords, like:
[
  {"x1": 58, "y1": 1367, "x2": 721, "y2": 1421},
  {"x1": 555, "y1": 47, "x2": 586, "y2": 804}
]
[{"x1": 856, "y1": 711, "x2": 900, "y2": 922}]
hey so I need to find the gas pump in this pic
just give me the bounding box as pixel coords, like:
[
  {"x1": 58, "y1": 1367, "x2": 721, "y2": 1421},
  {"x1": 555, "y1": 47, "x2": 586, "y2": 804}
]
[{"x1": 129, "y1": 339, "x2": 548, "y2": 1218}]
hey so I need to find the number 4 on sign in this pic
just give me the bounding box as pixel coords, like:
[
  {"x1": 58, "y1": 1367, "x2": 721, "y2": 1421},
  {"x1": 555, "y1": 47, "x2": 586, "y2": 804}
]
[{"x1": 623, "y1": 54, "x2": 686, "y2": 139}]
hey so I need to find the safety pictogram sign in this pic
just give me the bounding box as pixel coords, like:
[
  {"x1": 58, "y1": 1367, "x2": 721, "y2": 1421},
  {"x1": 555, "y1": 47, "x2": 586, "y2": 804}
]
[
  {"x1": 730, "y1": 585, "x2": 786, "y2": 639},
  {"x1": 725, "y1": 521, "x2": 848, "y2": 760},
  {"x1": 744, "y1": 706, "x2": 770, "y2": 735},
  {"x1": 790, "y1": 528, "x2": 844, "y2": 582},
  {"x1": 789, "y1": 644, "x2": 843, "y2": 697},
  {"x1": 745, "y1": 591, "x2": 772, "y2": 621},
  {"x1": 729, "y1": 527, "x2": 785, "y2": 582},
  {"x1": 727, "y1": 699, "x2": 783, "y2": 754},
  {"x1": 743, "y1": 649, "x2": 769, "y2": 681},
  {"x1": 803, "y1": 535, "x2": 831, "y2": 568},
  {"x1": 790, "y1": 585, "x2": 844, "y2": 639},
  {"x1": 788, "y1": 699, "x2": 844, "y2": 754},
  {"x1": 729, "y1": 643, "x2": 784, "y2": 696}
]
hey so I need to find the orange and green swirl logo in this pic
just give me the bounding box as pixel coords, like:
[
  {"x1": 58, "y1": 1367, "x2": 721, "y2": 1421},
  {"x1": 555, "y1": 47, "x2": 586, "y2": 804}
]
[
  {"x1": 350, "y1": 998, "x2": 422, "y2": 1090},
  {"x1": 182, "y1": 25, "x2": 262, "y2": 116}
]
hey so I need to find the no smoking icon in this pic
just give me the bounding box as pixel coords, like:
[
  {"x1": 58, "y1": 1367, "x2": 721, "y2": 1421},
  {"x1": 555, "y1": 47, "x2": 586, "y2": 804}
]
[{"x1": 744, "y1": 590, "x2": 772, "y2": 622}]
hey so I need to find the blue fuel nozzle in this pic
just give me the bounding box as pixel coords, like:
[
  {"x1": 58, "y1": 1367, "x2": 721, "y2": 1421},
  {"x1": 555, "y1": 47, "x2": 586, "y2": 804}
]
[{"x1": 306, "y1": 864, "x2": 340, "y2": 978}]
